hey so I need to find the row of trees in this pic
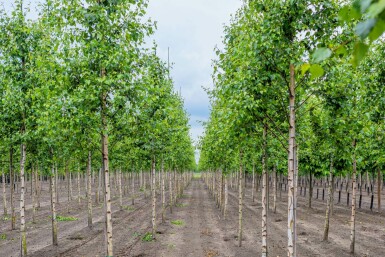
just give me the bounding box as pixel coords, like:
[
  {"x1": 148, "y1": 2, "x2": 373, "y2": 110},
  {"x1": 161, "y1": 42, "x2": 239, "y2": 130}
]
[
  {"x1": 199, "y1": 0, "x2": 384, "y2": 256},
  {"x1": 0, "y1": 0, "x2": 195, "y2": 256}
]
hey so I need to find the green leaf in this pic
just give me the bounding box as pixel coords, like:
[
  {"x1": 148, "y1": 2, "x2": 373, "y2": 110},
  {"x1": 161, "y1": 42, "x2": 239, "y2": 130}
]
[
  {"x1": 309, "y1": 64, "x2": 324, "y2": 80},
  {"x1": 312, "y1": 48, "x2": 332, "y2": 63},
  {"x1": 339, "y1": 6, "x2": 351, "y2": 22},
  {"x1": 351, "y1": 42, "x2": 369, "y2": 67},
  {"x1": 335, "y1": 46, "x2": 347, "y2": 57},
  {"x1": 301, "y1": 63, "x2": 311, "y2": 76},
  {"x1": 355, "y1": 18, "x2": 377, "y2": 39},
  {"x1": 367, "y1": 0, "x2": 385, "y2": 17},
  {"x1": 369, "y1": 19, "x2": 385, "y2": 41}
]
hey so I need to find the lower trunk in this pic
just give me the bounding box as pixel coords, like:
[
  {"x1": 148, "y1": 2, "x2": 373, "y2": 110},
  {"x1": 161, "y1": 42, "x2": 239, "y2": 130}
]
[
  {"x1": 55, "y1": 165, "x2": 59, "y2": 204},
  {"x1": 378, "y1": 168, "x2": 381, "y2": 212},
  {"x1": 252, "y1": 164, "x2": 255, "y2": 202},
  {"x1": 66, "y1": 164, "x2": 70, "y2": 213},
  {"x1": 238, "y1": 149, "x2": 243, "y2": 247},
  {"x1": 19, "y1": 144, "x2": 27, "y2": 256},
  {"x1": 10, "y1": 146, "x2": 16, "y2": 230},
  {"x1": 50, "y1": 159, "x2": 58, "y2": 246},
  {"x1": 350, "y1": 140, "x2": 357, "y2": 254},
  {"x1": 224, "y1": 176, "x2": 228, "y2": 219},
  {"x1": 169, "y1": 171, "x2": 173, "y2": 213},
  {"x1": 2, "y1": 168, "x2": 7, "y2": 216},
  {"x1": 309, "y1": 171, "x2": 313, "y2": 208},
  {"x1": 77, "y1": 169, "x2": 81, "y2": 207},
  {"x1": 87, "y1": 151, "x2": 93, "y2": 228},
  {"x1": 161, "y1": 159, "x2": 165, "y2": 223},
  {"x1": 273, "y1": 165, "x2": 277, "y2": 214},
  {"x1": 323, "y1": 159, "x2": 333, "y2": 241},
  {"x1": 151, "y1": 156, "x2": 156, "y2": 238},
  {"x1": 262, "y1": 124, "x2": 268, "y2": 257},
  {"x1": 119, "y1": 169, "x2": 123, "y2": 210},
  {"x1": 132, "y1": 170, "x2": 135, "y2": 205},
  {"x1": 32, "y1": 165, "x2": 36, "y2": 223}
]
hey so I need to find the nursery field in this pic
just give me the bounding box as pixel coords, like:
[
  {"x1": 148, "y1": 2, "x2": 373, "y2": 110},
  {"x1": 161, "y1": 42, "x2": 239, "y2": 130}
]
[{"x1": 1, "y1": 176, "x2": 384, "y2": 257}]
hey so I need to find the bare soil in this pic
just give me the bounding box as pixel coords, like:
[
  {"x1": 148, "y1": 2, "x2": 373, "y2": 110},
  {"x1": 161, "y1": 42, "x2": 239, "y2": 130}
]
[{"x1": 1, "y1": 178, "x2": 385, "y2": 257}]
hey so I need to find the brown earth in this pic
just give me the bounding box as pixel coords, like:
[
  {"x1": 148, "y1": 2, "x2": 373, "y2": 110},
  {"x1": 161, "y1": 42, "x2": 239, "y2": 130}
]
[{"x1": 1, "y1": 178, "x2": 385, "y2": 257}]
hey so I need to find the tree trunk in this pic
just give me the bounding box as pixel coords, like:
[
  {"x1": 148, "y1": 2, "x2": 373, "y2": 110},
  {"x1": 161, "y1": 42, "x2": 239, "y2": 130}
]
[
  {"x1": 87, "y1": 151, "x2": 93, "y2": 228},
  {"x1": 309, "y1": 171, "x2": 313, "y2": 208},
  {"x1": 161, "y1": 158, "x2": 165, "y2": 223},
  {"x1": 77, "y1": 168, "x2": 81, "y2": 207},
  {"x1": 119, "y1": 169, "x2": 123, "y2": 210},
  {"x1": 252, "y1": 163, "x2": 255, "y2": 202},
  {"x1": 50, "y1": 156, "x2": 58, "y2": 246},
  {"x1": 55, "y1": 165, "x2": 59, "y2": 204},
  {"x1": 151, "y1": 156, "x2": 156, "y2": 238},
  {"x1": 37, "y1": 165, "x2": 41, "y2": 209},
  {"x1": 132, "y1": 169, "x2": 135, "y2": 205},
  {"x1": 10, "y1": 146, "x2": 16, "y2": 230},
  {"x1": 323, "y1": 159, "x2": 333, "y2": 241},
  {"x1": 2, "y1": 168, "x2": 7, "y2": 216},
  {"x1": 224, "y1": 176, "x2": 228, "y2": 219},
  {"x1": 350, "y1": 140, "x2": 357, "y2": 254},
  {"x1": 262, "y1": 124, "x2": 268, "y2": 257},
  {"x1": 32, "y1": 164, "x2": 36, "y2": 223},
  {"x1": 19, "y1": 144, "x2": 27, "y2": 256},
  {"x1": 98, "y1": 168, "x2": 102, "y2": 204},
  {"x1": 66, "y1": 164, "x2": 70, "y2": 213},
  {"x1": 273, "y1": 165, "x2": 277, "y2": 214},
  {"x1": 169, "y1": 170, "x2": 173, "y2": 213},
  {"x1": 378, "y1": 167, "x2": 381, "y2": 212},
  {"x1": 70, "y1": 170, "x2": 73, "y2": 200},
  {"x1": 287, "y1": 64, "x2": 297, "y2": 257},
  {"x1": 238, "y1": 149, "x2": 243, "y2": 247},
  {"x1": 101, "y1": 88, "x2": 113, "y2": 256}
]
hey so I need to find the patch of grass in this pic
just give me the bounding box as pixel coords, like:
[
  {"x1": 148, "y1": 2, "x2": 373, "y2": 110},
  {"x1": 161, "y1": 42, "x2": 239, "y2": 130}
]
[
  {"x1": 132, "y1": 231, "x2": 141, "y2": 238},
  {"x1": 139, "y1": 187, "x2": 145, "y2": 192},
  {"x1": 167, "y1": 243, "x2": 175, "y2": 250},
  {"x1": 193, "y1": 173, "x2": 201, "y2": 179},
  {"x1": 0, "y1": 234, "x2": 7, "y2": 240},
  {"x1": 123, "y1": 206, "x2": 135, "y2": 211},
  {"x1": 56, "y1": 215, "x2": 78, "y2": 222},
  {"x1": 141, "y1": 232, "x2": 154, "y2": 242},
  {"x1": 171, "y1": 220, "x2": 184, "y2": 226},
  {"x1": 2, "y1": 215, "x2": 9, "y2": 221}
]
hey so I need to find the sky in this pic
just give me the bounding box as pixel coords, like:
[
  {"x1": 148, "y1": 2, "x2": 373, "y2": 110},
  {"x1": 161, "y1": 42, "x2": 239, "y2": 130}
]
[{"x1": 1, "y1": 0, "x2": 242, "y2": 151}]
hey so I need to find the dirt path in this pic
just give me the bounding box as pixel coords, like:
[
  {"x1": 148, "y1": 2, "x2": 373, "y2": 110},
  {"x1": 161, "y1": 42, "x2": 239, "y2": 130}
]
[
  {"x1": 129, "y1": 178, "x2": 237, "y2": 257},
  {"x1": 2, "y1": 178, "x2": 384, "y2": 257}
]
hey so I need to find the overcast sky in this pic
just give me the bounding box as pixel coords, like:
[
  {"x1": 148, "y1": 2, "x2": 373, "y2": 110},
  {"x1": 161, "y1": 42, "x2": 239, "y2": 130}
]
[{"x1": 1, "y1": 0, "x2": 242, "y2": 147}]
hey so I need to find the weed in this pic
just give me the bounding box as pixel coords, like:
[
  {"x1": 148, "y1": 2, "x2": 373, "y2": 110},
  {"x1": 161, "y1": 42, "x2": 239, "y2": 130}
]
[
  {"x1": 139, "y1": 187, "x2": 145, "y2": 192},
  {"x1": 167, "y1": 243, "x2": 175, "y2": 249},
  {"x1": 56, "y1": 215, "x2": 78, "y2": 222},
  {"x1": 176, "y1": 203, "x2": 187, "y2": 207},
  {"x1": 142, "y1": 232, "x2": 154, "y2": 242},
  {"x1": 132, "y1": 232, "x2": 141, "y2": 238},
  {"x1": 123, "y1": 206, "x2": 135, "y2": 211},
  {"x1": 171, "y1": 220, "x2": 184, "y2": 226},
  {"x1": 0, "y1": 234, "x2": 6, "y2": 240},
  {"x1": 2, "y1": 215, "x2": 9, "y2": 221}
]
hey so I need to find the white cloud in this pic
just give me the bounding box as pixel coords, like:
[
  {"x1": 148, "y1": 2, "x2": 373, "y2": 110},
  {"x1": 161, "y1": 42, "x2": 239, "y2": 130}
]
[{"x1": 146, "y1": 0, "x2": 242, "y2": 142}]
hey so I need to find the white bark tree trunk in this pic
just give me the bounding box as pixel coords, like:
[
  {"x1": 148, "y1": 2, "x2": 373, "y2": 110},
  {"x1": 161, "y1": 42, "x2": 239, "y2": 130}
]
[
  {"x1": 19, "y1": 144, "x2": 27, "y2": 256},
  {"x1": 287, "y1": 64, "x2": 297, "y2": 257}
]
